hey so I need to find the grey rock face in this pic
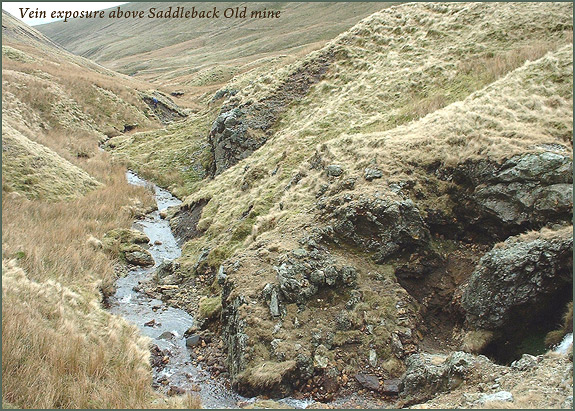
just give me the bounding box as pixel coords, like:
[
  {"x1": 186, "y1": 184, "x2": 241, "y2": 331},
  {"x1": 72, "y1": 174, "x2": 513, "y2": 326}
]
[
  {"x1": 327, "y1": 195, "x2": 429, "y2": 262},
  {"x1": 462, "y1": 229, "x2": 573, "y2": 330},
  {"x1": 452, "y1": 151, "x2": 573, "y2": 237},
  {"x1": 209, "y1": 108, "x2": 266, "y2": 175}
]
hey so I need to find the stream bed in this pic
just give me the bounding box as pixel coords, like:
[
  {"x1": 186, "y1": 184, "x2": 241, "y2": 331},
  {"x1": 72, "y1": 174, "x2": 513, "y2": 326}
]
[{"x1": 108, "y1": 171, "x2": 312, "y2": 409}]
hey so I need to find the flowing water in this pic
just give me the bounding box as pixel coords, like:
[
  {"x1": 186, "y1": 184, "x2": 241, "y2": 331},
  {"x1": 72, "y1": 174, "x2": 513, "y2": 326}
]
[
  {"x1": 108, "y1": 171, "x2": 313, "y2": 409},
  {"x1": 554, "y1": 333, "x2": 573, "y2": 355}
]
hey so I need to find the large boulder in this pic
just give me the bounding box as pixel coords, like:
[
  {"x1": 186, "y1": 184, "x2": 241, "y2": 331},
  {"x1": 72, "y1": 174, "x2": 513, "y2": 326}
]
[
  {"x1": 400, "y1": 351, "x2": 492, "y2": 404},
  {"x1": 123, "y1": 244, "x2": 154, "y2": 266},
  {"x1": 462, "y1": 226, "x2": 573, "y2": 331}
]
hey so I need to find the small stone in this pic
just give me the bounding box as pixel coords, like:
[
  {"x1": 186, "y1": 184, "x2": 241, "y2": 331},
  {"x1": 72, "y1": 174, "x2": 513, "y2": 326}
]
[
  {"x1": 292, "y1": 248, "x2": 308, "y2": 258},
  {"x1": 186, "y1": 335, "x2": 201, "y2": 347},
  {"x1": 477, "y1": 391, "x2": 514, "y2": 405},
  {"x1": 355, "y1": 373, "x2": 380, "y2": 391},
  {"x1": 511, "y1": 354, "x2": 539, "y2": 371},
  {"x1": 326, "y1": 165, "x2": 343, "y2": 177},
  {"x1": 217, "y1": 265, "x2": 227, "y2": 285},
  {"x1": 157, "y1": 331, "x2": 174, "y2": 340},
  {"x1": 144, "y1": 319, "x2": 156, "y2": 327},
  {"x1": 269, "y1": 289, "x2": 281, "y2": 317},
  {"x1": 154, "y1": 240, "x2": 162, "y2": 245},
  {"x1": 167, "y1": 386, "x2": 186, "y2": 396},
  {"x1": 369, "y1": 349, "x2": 378, "y2": 367},
  {"x1": 381, "y1": 379, "x2": 401, "y2": 395},
  {"x1": 364, "y1": 167, "x2": 383, "y2": 181}
]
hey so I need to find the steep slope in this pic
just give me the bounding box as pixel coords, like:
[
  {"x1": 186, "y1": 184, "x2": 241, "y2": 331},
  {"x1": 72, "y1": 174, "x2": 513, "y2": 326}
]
[
  {"x1": 2, "y1": 121, "x2": 100, "y2": 200},
  {"x1": 1, "y1": 12, "x2": 195, "y2": 409},
  {"x1": 135, "y1": 2, "x2": 573, "y2": 402},
  {"x1": 2, "y1": 9, "x2": 167, "y2": 195},
  {"x1": 37, "y1": 2, "x2": 393, "y2": 87}
]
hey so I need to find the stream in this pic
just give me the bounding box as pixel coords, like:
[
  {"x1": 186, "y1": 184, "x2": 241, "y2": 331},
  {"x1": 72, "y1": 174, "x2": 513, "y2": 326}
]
[{"x1": 108, "y1": 171, "x2": 312, "y2": 409}]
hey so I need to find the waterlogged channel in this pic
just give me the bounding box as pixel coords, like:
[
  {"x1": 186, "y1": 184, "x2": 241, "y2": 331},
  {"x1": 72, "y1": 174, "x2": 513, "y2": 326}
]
[{"x1": 108, "y1": 171, "x2": 313, "y2": 409}]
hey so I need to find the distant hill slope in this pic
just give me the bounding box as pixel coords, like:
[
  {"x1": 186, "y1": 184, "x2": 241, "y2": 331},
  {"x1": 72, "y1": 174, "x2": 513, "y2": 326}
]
[
  {"x1": 2, "y1": 10, "x2": 161, "y2": 197},
  {"x1": 37, "y1": 2, "x2": 392, "y2": 86},
  {"x1": 2, "y1": 11, "x2": 177, "y2": 409}
]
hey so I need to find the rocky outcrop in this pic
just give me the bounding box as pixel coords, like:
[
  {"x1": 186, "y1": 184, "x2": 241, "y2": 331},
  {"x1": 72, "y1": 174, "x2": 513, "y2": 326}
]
[
  {"x1": 273, "y1": 248, "x2": 357, "y2": 305},
  {"x1": 400, "y1": 351, "x2": 492, "y2": 404},
  {"x1": 462, "y1": 226, "x2": 573, "y2": 331},
  {"x1": 322, "y1": 194, "x2": 430, "y2": 263},
  {"x1": 221, "y1": 245, "x2": 363, "y2": 394},
  {"x1": 450, "y1": 151, "x2": 573, "y2": 238},
  {"x1": 220, "y1": 282, "x2": 251, "y2": 391},
  {"x1": 208, "y1": 50, "x2": 334, "y2": 175}
]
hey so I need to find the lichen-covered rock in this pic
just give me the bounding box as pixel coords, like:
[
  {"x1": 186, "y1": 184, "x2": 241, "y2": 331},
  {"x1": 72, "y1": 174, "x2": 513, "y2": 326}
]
[
  {"x1": 275, "y1": 249, "x2": 357, "y2": 304},
  {"x1": 400, "y1": 351, "x2": 491, "y2": 403},
  {"x1": 364, "y1": 167, "x2": 383, "y2": 181},
  {"x1": 208, "y1": 108, "x2": 267, "y2": 175},
  {"x1": 325, "y1": 194, "x2": 430, "y2": 263},
  {"x1": 452, "y1": 151, "x2": 573, "y2": 237},
  {"x1": 326, "y1": 164, "x2": 343, "y2": 177},
  {"x1": 462, "y1": 226, "x2": 573, "y2": 330},
  {"x1": 103, "y1": 228, "x2": 149, "y2": 245},
  {"x1": 124, "y1": 244, "x2": 154, "y2": 266}
]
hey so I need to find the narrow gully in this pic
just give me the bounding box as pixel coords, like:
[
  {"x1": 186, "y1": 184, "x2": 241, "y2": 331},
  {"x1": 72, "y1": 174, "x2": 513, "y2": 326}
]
[{"x1": 107, "y1": 171, "x2": 312, "y2": 409}]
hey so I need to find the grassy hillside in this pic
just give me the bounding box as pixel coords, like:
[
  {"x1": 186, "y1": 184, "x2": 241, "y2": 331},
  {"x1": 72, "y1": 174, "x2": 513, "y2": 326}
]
[
  {"x1": 1, "y1": 11, "x2": 199, "y2": 409},
  {"x1": 133, "y1": 1, "x2": 572, "y2": 397},
  {"x1": 37, "y1": 2, "x2": 392, "y2": 88},
  {"x1": 3, "y1": 1, "x2": 573, "y2": 407},
  {"x1": 2, "y1": 121, "x2": 100, "y2": 200}
]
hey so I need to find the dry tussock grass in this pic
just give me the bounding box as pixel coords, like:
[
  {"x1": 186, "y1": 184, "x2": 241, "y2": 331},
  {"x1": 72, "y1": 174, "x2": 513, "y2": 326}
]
[
  {"x1": 2, "y1": 122, "x2": 100, "y2": 200},
  {"x1": 178, "y1": 3, "x2": 573, "y2": 270},
  {"x1": 2, "y1": 15, "x2": 202, "y2": 408},
  {"x1": 2, "y1": 149, "x2": 153, "y2": 287},
  {"x1": 2, "y1": 260, "x2": 153, "y2": 408}
]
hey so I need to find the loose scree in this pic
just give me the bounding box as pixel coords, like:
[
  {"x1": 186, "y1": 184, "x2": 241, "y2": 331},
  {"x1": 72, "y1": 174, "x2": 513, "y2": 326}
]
[{"x1": 19, "y1": 6, "x2": 281, "y2": 23}]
